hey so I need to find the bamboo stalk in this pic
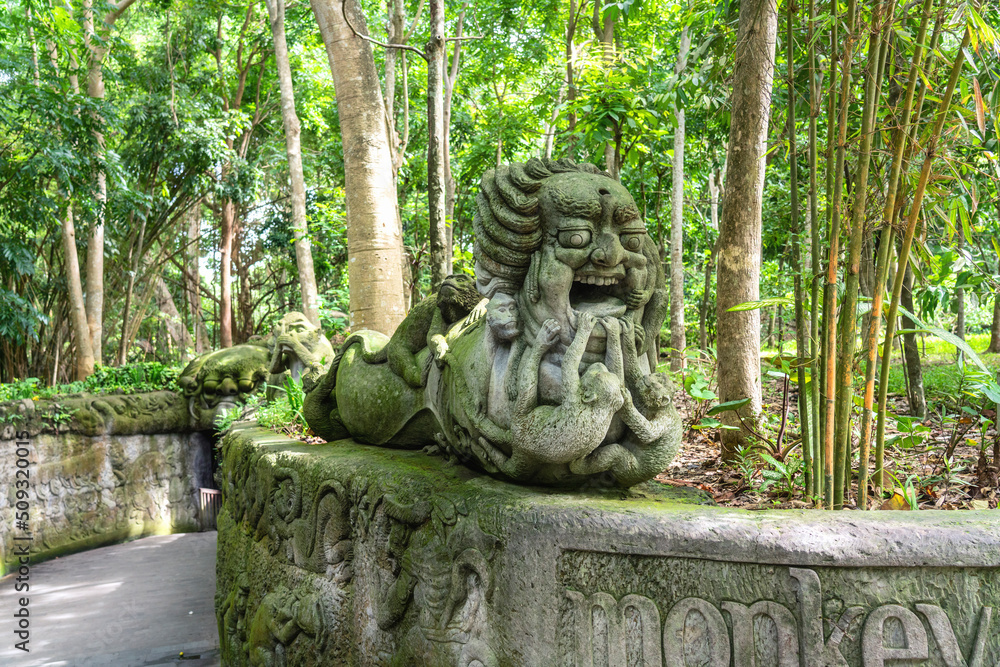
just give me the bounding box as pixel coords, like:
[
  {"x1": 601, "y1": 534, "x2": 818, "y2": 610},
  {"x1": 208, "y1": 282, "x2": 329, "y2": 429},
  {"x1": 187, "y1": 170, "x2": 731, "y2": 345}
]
[
  {"x1": 826, "y1": 0, "x2": 857, "y2": 509},
  {"x1": 820, "y1": 0, "x2": 841, "y2": 510},
  {"x1": 834, "y1": 0, "x2": 889, "y2": 508},
  {"x1": 858, "y1": 0, "x2": 933, "y2": 508},
  {"x1": 808, "y1": 0, "x2": 822, "y2": 500},
  {"x1": 787, "y1": 0, "x2": 811, "y2": 497},
  {"x1": 874, "y1": 28, "x2": 971, "y2": 491}
]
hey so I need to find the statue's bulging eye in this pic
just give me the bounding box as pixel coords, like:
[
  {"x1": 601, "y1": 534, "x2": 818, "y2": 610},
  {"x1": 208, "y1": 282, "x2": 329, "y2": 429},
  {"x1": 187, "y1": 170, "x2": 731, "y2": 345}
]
[
  {"x1": 559, "y1": 230, "x2": 591, "y2": 248},
  {"x1": 621, "y1": 234, "x2": 643, "y2": 252},
  {"x1": 238, "y1": 379, "x2": 254, "y2": 393}
]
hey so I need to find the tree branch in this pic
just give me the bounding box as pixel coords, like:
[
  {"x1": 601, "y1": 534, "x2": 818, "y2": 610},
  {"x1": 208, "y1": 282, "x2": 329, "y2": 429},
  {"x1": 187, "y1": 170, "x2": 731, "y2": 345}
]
[{"x1": 341, "y1": 0, "x2": 428, "y2": 60}]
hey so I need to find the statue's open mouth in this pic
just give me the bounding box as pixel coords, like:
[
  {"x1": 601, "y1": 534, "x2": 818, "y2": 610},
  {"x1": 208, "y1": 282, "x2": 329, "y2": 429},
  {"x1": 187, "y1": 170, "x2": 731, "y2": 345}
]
[{"x1": 570, "y1": 271, "x2": 627, "y2": 322}]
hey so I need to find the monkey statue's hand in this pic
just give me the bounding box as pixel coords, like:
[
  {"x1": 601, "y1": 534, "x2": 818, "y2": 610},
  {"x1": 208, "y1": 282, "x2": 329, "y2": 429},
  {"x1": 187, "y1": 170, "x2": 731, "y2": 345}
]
[
  {"x1": 618, "y1": 317, "x2": 641, "y2": 354},
  {"x1": 539, "y1": 319, "x2": 562, "y2": 348},
  {"x1": 625, "y1": 288, "x2": 652, "y2": 310},
  {"x1": 463, "y1": 298, "x2": 490, "y2": 327},
  {"x1": 429, "y1": 334, "x2": 449, "y2": 365},
  {"x1": 600, "y1": 316, "x2": 621, "y2": 338},
  {"x1": 618, "y1": 316, "x2": 635, "y2": 341}
]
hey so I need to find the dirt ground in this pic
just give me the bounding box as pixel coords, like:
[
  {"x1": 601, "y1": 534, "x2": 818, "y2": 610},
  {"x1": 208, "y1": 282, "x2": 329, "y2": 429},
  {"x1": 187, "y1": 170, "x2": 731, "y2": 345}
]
[{"x1": 657, "y1": 376, "x2": 1000, "y2": 511}]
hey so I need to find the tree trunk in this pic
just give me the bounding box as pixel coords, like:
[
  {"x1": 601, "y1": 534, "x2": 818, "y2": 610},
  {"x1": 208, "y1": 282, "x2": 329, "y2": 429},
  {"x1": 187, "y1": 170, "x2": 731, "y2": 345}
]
[
  {"x1": 80, "y1": 0, "x2": 139, "y2": 366},
  {"x1": 220, "y1": 197, "x2": 236, "y2": 347},
  {"x1": 62, "y1": 206, "x2": 95, "y2": 380},
  {"x1": 699, "y1": 250, "x2": 713, "y2": 353},
  {"x1": 901, "y1": 263, "x2": 926, "y2": 418},
  {"x1": 564, "y1": 0, "x2": 580, "y2": 156},
  {"x1": 186, "y1": 208, "x2": 210, "y2": 353},
  {"x1": 443, "y1": 4, "x2": 466, "y2": 232},
  {"x1": 311, "y1": 0, "x2": 406, "y2": 333},
  {"x1": 592, "y1": 1, "x2": 618, "y2": 179},
  {"x1": 669, "y1": 27, "x2": 690, "y2": 371},
  {"x1": 716, "y1": 0, "x2": 777, "y2": 460},
  {"x1": 154, "y1": 276, "x2": 194, "y2": 355},
  {"x1": 426, "y1": 0, "x2": 449, "y2": 286},
  {"x1": 265, "y1": 0, "x2": 322, "y2": 326}
]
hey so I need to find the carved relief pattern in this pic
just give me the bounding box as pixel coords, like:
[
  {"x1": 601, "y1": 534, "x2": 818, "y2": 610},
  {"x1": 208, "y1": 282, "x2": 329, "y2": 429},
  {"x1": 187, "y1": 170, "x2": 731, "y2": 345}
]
[
  {"x1": 1, "y1": 431, "x2": 202, "y2": 570},
  {"x1": 216, "y1": 432, "x2": 501, "y2": 666}
]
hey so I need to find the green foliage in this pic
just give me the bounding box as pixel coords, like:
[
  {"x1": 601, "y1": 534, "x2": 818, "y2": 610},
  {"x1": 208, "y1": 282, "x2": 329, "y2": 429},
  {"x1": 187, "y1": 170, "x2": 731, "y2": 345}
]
[
  {"x1": 257, "y1": 377, "x2": 307, "y2": 434},
  {"x1": 0, "y1": 362, "x2": 181, "y2": 401},
  {"x1": 759, "y1": 452, "x2": 803, "y2": 496},
  {"x1": 886, "y1": 415, "x2": 931, "y2": 450}
]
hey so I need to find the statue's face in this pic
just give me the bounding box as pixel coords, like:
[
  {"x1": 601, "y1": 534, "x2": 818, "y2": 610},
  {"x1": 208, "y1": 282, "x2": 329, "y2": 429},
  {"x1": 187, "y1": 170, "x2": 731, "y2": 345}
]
[
  {"x1": 486, "y1": 293, "x2": 520, "y2": 342},
  {"x1": 521, "y1": 172, "x2": 649, "y2": 351},
  {"x1": 270, "y1": 312, "x2": 332, "y2": 375}
]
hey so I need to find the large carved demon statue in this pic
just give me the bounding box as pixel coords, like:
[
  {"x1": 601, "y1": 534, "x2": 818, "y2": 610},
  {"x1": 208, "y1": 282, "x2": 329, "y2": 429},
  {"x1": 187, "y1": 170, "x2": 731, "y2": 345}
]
[{"x1": 304, "y1": 159, "x2": 680, "y2": 487}]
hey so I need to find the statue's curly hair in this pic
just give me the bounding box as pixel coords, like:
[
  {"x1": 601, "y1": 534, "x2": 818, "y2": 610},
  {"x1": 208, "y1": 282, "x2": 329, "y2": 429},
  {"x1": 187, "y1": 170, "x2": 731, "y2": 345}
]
[{"x1": 473, "y1": 157, "x2": 610, "y2": 298}]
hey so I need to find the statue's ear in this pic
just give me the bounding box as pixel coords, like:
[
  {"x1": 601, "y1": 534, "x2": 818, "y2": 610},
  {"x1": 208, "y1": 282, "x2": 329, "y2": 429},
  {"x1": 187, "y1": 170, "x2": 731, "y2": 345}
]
[{"x1": 581, "y1": 390, "x2": 598, "y2": 404}]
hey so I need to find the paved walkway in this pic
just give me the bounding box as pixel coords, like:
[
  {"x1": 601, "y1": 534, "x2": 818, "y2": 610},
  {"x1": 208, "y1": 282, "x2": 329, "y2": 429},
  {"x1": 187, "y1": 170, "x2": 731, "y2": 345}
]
[{"x1": 0, "y1": 533, "x2": 220, "y2": 667}]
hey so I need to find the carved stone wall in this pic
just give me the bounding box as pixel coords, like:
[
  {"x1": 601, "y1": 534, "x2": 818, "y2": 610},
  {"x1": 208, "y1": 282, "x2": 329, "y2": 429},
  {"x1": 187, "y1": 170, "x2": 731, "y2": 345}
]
[
  {"x1": 0, "y1": 430, "x2": 212, "y2": 574},
  {"x1": 217, "y1": 426, "x2": 1000, "y2": 666}
]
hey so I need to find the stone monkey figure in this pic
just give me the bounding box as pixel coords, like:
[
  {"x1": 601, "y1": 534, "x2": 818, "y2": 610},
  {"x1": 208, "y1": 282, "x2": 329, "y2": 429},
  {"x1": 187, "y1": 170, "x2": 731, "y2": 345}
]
[
  {"x1": 472, "y1": 312, "x2": 626, "y2": 480},
  {"x1": 478, "y1": 293, "x2": 525, "y2": 415},
  {"x1": 346, "y1": 274, "x2": 485, "y2": 388},
  {"x1": 621, "y1": 236, "x2": 667, "y2": 369},
  {"x1": 570, "y1": 317, "x2": 677, "y2": 483}
]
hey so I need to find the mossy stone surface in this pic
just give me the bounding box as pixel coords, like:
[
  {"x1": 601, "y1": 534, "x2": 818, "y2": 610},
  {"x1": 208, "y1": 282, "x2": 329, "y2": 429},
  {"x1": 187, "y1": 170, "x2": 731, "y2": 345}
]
[
  {"x1": 217, "y1": 426, "x2": 1000, "y2": 666},
  {"x1": 1, "y1": 431, "x2": 210, "y2": 574}
]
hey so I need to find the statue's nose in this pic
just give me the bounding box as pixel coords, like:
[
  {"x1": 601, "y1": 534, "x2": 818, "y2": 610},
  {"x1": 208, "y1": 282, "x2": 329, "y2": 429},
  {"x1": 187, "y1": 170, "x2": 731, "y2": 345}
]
[
  {"x1": 219, "y1": 377, "x2": 239, "y2": 396},
  {"x1": 591, "y1": 232, "x2": 624, "y2": 267}
]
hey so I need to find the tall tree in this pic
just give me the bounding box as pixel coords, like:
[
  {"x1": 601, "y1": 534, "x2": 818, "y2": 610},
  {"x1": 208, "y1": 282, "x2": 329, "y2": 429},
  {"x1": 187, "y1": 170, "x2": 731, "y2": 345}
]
[
  {"x1": 427, "y1": 0, "x2": 450, "y2": 285},
  {"x1": 310, "y1": 0, "x2": 407, "y2": 333},
  {"x1": 82, "y1": 0, "x2": 140, "y2": 365},
  {"x1": 264, "y1": 0, "x2": 321, "y2": 326},
  {"x1": 716, "y1": 0, "x2": 778, "y2": 459},
  {"x1": 669, "y1": 26, "x2": 690, "y2": 371}
]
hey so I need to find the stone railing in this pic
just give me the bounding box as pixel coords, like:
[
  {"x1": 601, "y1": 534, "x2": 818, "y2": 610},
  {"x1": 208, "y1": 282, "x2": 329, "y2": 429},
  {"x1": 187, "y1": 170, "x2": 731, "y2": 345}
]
[
  {"x1": 0, "y1": 392, "x2": 214, "y2": 575},
  {"x1": 216, "y1": 425, "x2": 1000, "y2": 666}
]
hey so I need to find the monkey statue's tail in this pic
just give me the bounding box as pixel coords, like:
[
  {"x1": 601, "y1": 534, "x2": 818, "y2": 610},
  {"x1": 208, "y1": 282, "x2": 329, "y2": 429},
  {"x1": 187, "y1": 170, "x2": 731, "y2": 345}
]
[{"x1": 303, "y1": 333, "x2": 388, "y2": 442}]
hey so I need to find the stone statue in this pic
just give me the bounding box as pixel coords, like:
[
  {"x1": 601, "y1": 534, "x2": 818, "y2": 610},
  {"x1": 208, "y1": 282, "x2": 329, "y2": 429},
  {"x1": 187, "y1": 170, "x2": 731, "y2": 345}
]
[
  {"x1": 304, "y1": 158, "x2": 680, "y2": 486},
  {"x1": 266, "y1": 312, "x2": 336, "y2": 400},
  {"x1": 178, "y1": 312, "x2": 334, "y2": 429}
]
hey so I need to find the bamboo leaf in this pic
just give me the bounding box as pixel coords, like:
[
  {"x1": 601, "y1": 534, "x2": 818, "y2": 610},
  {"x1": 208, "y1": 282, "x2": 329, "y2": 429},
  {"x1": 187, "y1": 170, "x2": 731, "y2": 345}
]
[
  {"x1": 726, "y1": 297, "x2": 794, "y2": 312},
  {"x1": 896, "y1": 305, "x2": 990, "y2": 373},
  {"x1": 973, "y1": 78, "x2": 986, "y2": 134}
]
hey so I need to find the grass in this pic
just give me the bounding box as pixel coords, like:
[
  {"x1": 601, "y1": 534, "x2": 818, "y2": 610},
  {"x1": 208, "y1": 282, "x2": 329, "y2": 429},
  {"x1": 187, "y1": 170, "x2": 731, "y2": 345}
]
[{"x1": 884, "y1": 333, "x2": 999, "y2": 407}]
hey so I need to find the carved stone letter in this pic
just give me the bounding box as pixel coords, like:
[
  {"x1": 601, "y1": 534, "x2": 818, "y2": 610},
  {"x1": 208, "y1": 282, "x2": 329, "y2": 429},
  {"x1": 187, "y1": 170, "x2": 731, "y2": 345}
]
[
  {"x1": 722, "y1": 600, "x2": 799, "y2": 667},
  {"x1": 565, "y1": 591, "x2": 662, "y2": 667},
  {"x1": 916, "y1": 604, "x2": 992, "y2": 667},
  {"x1": 862, "y1": 604, "x2": 929, "y2": 667},
  {"x1": 662, "y1": 597, "x2": 730, "y2": 667},
  {"x1": 790, "y1": 567, "x2": 862, "y2": 667}
]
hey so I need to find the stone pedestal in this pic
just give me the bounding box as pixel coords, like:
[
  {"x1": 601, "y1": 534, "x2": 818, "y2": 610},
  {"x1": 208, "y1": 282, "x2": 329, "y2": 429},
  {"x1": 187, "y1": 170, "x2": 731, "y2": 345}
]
[{"x1": 216, "y1": 426, "x2": 1000, "y2": 666}]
